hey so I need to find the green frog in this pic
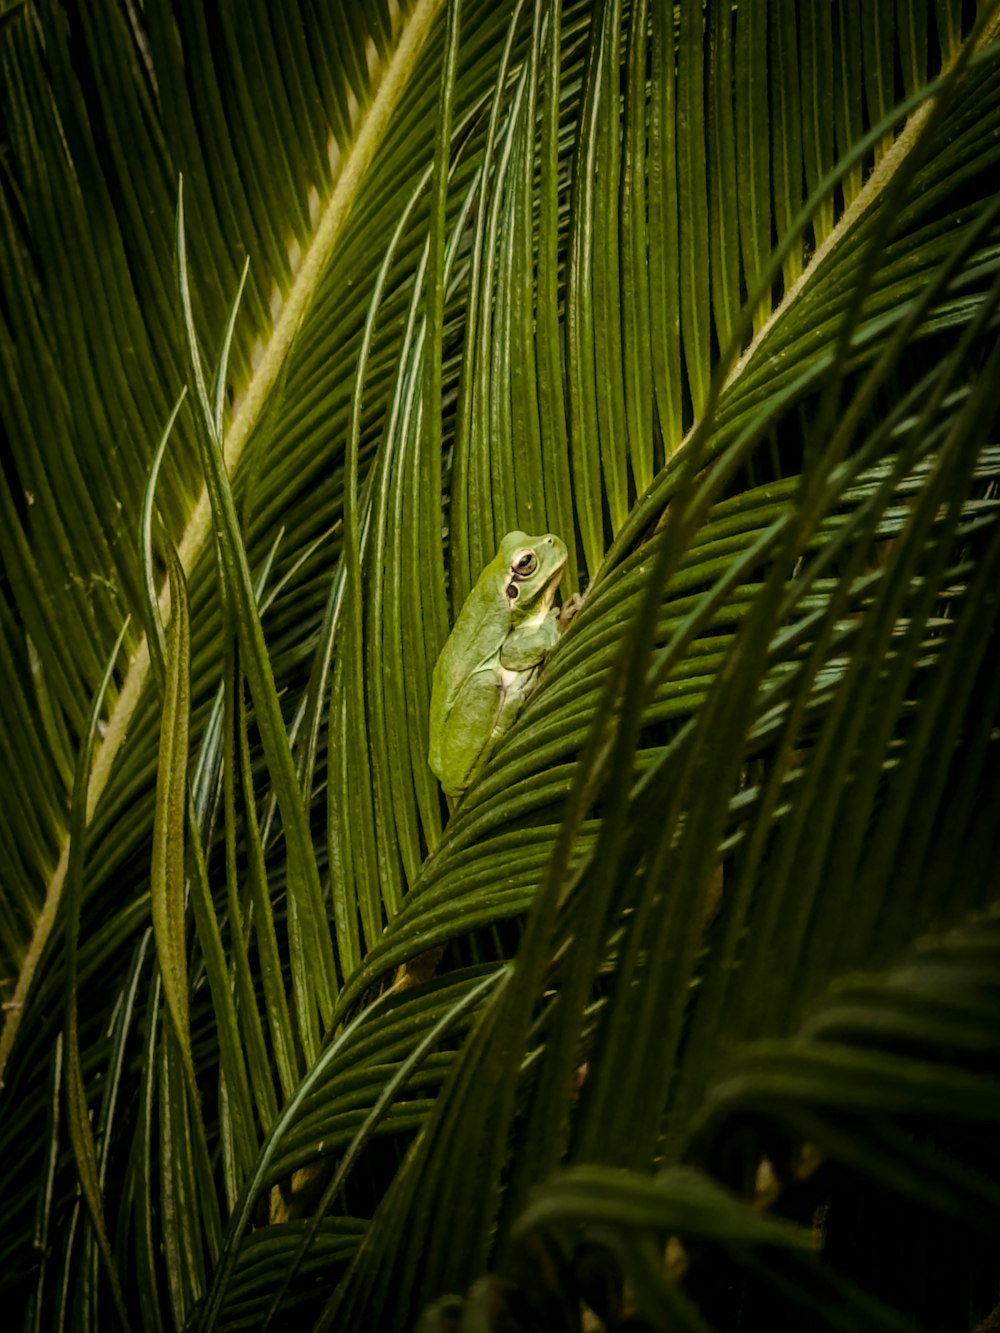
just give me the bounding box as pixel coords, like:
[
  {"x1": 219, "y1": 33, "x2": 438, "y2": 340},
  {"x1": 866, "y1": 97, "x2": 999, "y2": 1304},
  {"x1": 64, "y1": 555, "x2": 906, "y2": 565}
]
[{"x1": 429, "y1": 531, "x2": 573, "y2": 802}]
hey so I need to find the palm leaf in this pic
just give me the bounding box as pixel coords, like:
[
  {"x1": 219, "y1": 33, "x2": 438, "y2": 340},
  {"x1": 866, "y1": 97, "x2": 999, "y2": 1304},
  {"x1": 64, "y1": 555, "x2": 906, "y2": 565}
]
[
  {"x1": 509, "y1": 903, "x2": 1000, "y2": 1330},
  {"x1": 1, "y1": 1, "x2": 999, "y2": 1329}
]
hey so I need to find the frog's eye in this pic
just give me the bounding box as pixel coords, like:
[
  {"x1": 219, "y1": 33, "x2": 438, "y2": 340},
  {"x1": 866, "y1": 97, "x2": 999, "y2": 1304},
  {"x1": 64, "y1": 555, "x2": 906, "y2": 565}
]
[{"x1": 512, "y1": 551, "x2": 538, "y2": 577}]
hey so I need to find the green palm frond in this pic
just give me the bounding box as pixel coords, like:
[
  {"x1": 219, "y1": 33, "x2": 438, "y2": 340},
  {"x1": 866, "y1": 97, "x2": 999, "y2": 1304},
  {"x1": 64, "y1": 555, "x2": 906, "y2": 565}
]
[
  {"x1": 511, "y1": 904, "x2": 1000, "y2": 1331},
  {"x1": 2, "y1": 1, "x2": 999, "y2": 1329}
]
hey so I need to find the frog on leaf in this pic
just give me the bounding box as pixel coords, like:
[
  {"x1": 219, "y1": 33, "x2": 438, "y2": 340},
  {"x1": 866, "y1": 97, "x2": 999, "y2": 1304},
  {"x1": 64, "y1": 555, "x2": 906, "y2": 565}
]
[{"x1": 428, "y1": 531, "x2": 578, "y2": 803}]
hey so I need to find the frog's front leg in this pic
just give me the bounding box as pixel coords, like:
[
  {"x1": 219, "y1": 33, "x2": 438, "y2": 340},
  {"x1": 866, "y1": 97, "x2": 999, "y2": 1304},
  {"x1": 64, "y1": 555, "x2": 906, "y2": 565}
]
[
  {"x1": 558, "y1": 591, "x2": 585, "y2": 628},
  {"x1": 498, "y1": 610, "x2": 561, "y2": 671},
  {"x1": 487, "y1": 614, "x2": 562, "y2": 758}
]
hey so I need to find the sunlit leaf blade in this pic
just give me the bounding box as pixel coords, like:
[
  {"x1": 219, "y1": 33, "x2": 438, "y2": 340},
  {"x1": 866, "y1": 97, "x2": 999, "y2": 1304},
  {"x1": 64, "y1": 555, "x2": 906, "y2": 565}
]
[
  {"x1": 621, "y1": 0, "x2": 654, "y2": 496},
  {"x1": 422, "y1": 0, "x2": 461, "y2": 667},
  {"x1": 26, "y1": 1032, "x2": 62, "y2": 1332},
  {"x1": 800, "y1": 1, "x2": 836, "y2": 241},
  {"x1": 509, "y1": 13, "x2": 545, "y2": 537},
  {"x1": 131, "y1": 972, "x2": 165, "y2": 1333},
  {"x1": 935, "y1": 0, "x2": 962, "y2": 56},
  {"x1": 770, "y1": 0, "x2": 804, "y2": 287},
  {"x1": 735, "y1": 0, "x2": 771, "y2": 332},
  {"x1": 648, "y1": 0, "x2": 683, "y2": 454},
  {"x1": 566, "y1": 0, "x2": 607, "y2": 573},
  {"x1": 678, "y1": 0, "x2": 712, "y2": 417},
  {"x1": 234, "y1": 676, "x2": 298, "y2": 1101},
  {"x1": 220, "y1": 663, "x2": 279, "y2": 1148},
  {"x1": 535, "y1": 0, "x2": 578, "y2": 585},
  {"x1": 863, "y1": 0, "x2": 897, "y2": 161},
  {"x1": 149, "y1": 550, "x2": 193, "y2": 1075},
  {"x1": 159, "y1": 1024, "x2": 211, "y2": 1326},
  {"x1": 708, "y1": 0, "x2": 740, "y2": 352},
  {"x1": 590, "y1": 0, "x2": 629, "y2": 533},
  {"x1": 64, "y1": 621, "x2": 132, "y2": 1331}
]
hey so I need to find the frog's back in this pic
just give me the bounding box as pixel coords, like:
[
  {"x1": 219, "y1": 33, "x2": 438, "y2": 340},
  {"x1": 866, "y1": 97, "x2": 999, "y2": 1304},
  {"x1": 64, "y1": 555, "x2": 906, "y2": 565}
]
[
  {"x1": 428, "y1": 578, "x2": 509, "y2": 792},
  {"x1": 429, "y1": 662, "x2": 505, "y2": 797}
]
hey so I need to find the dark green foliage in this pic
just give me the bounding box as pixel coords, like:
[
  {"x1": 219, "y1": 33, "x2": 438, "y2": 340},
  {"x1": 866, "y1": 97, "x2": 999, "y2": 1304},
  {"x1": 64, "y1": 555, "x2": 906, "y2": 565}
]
[{"x1": 1, "y1": 1, "x2": 999, "y2": 1329}]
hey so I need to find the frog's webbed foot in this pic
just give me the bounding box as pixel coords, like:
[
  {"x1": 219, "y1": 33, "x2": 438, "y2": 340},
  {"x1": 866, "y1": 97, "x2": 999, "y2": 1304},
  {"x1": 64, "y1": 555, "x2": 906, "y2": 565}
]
[{"x1": 558, "y1": 592, "x2": 585, "y2": 628}]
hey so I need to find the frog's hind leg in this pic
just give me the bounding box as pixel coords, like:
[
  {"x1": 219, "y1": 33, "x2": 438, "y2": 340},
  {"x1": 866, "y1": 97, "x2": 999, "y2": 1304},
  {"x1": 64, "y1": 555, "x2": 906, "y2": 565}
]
[
  {"x1": 438, "y1": 668, "x2": 505, "y2": 798},
  {"x1": 489, "y1": 663, "x2": 541, "y2": 752}
]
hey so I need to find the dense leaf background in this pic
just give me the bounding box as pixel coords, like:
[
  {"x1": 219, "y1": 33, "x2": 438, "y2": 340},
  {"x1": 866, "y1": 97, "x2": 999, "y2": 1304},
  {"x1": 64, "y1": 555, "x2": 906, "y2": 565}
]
[{"x1": 1, "y1": 0, "x2": 999, "y2": 1328}]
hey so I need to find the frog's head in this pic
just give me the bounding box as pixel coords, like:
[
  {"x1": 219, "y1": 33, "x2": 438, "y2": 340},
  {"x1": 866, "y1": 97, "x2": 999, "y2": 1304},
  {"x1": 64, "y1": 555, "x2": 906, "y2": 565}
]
[{"x1": 498, "y1": 531, "x2": 568, "y2": 622}]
